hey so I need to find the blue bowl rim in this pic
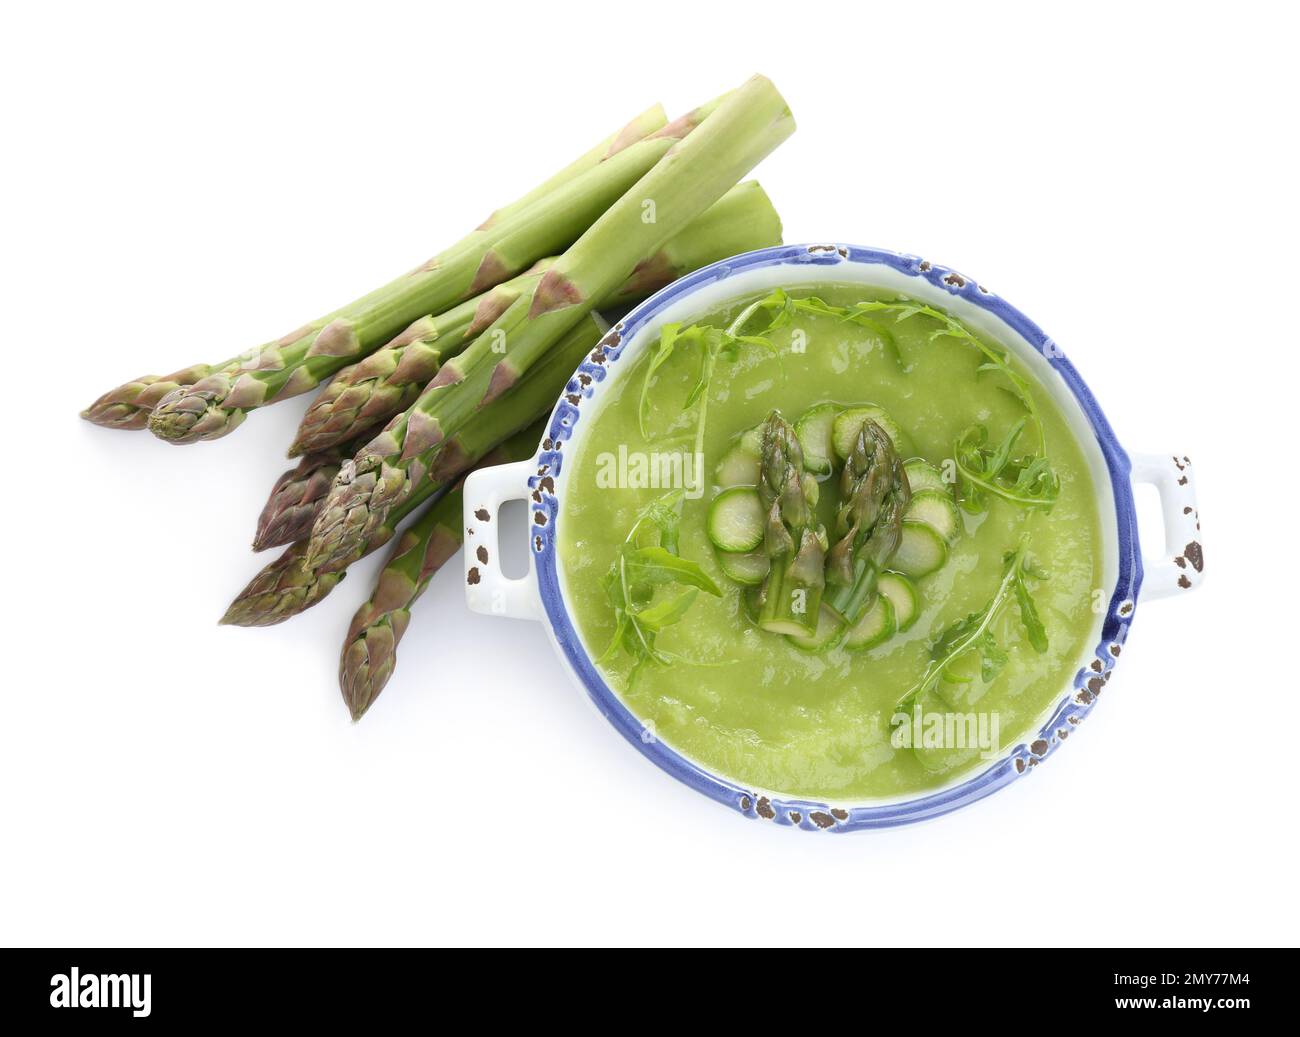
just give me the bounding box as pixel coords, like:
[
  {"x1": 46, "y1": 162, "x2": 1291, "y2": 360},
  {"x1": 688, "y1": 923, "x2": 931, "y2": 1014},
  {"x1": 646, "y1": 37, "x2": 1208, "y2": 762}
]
[{"x1": 526, "y1": 243, "x2": 1142, "y2": 832}]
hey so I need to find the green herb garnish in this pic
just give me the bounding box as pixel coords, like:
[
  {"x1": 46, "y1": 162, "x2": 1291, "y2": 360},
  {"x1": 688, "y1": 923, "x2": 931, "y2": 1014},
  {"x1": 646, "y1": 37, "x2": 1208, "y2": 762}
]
[
  {"x1": 638, "y1": 294, "x2": 783, "y2": 458},
  {"x1": 761, "y1": 292, "x2": 909, "y2": 371},
  {"x1": 849, "y1": 299, "x2": 1045, "y2": 444},
  {"x1": 599, "y1": 490, "x2": 722, "y2": 682},
  {"x1": 637, "y1": 288, "x2": 916, "y2": 447},
  {"x1": 953, "y1": 419, "x2": 1060, "y2": 511},
  {"x1": 897, "y1": 536, "x2": 1049, "y2": 709},
  {"x1": 639, "y1": 289, "x2": 1059, "y2": 513},
  {"x1": 790, "y1": 295, "x2": 1061, "y2": 513}
]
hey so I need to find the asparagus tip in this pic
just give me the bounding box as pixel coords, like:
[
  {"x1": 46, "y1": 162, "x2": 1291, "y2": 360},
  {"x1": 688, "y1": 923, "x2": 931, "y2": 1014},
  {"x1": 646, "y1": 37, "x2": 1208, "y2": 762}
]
[
  {"x1": 341, "y1": 679, "x2": 375, "y2": 723},
  {"x1": 79, "y1": 400, "x2": 147, "y2": 430},
  {"x1": 340, "y1": 640, "x2": 384, "y2": 722},
  {"x1": 147, "y1": 382, "x2": 245, "y2": 444}
]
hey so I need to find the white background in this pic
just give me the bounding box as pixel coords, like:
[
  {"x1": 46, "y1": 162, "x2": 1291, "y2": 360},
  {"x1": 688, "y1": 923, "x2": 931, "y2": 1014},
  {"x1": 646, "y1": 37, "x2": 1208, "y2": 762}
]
[{"x1": 3, "y1": 1, "x2": 1296, "y2": 947}]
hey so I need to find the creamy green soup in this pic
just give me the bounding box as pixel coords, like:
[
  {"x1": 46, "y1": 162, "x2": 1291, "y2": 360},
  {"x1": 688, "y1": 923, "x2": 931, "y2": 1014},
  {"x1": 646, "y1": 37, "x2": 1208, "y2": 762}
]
[{"x1": 559, "y1": 285, "x2": 1102, "y2": 800}]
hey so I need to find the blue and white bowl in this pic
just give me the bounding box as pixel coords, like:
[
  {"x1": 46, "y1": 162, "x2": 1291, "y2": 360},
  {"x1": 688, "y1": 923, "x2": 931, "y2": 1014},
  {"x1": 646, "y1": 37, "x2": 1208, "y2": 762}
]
[{"x1": 463, "y1": 244, "x2": 1203, "y2": 832}]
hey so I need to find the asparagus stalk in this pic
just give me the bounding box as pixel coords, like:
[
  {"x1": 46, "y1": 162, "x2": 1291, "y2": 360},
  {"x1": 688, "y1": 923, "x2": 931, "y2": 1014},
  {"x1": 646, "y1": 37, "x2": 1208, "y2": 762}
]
[
  {"x1": 218, "y1": 538, "x2": 353, "y2": 628},
  {"x1": 221, "y1": 312, "x2": 605, "y2": 625},
  {"x1": 608, "y1": 178, "x2": 782, "y2": 301},
  {"x1": 338, "y1": 493, "x2": 462, "y2": 720},
  {"x1": 286, "y1": 261, "x2": 553, "y2": 456},
  {"x1": 253, "y1": 431, "x2": 376, "y2": 551},
  {"x1": 755, "y1": 411, "x2": 826, "y2": 635},
  {"x1": 824, "y1": 420, "x2": 912, "y2": 625},
  {"x1": 339, "y1": 421, "x2": 544, "y2": 720},
  {"x1": 290, "y1": 179, "x2": 782, "y2": 456},
  {"x1": 80, "y1": 104, "x2": 667, "y2": 435},
  {"x1": 306, "y1": 76, "x2": 795, "y2": 572},
  {"x1": 146, "y1": 131, "x2": 685, "y2": 445},
  {"x1": 476, "y1": 105, "x2": 667, "y2": 227},
  {"x1": 80, "y1": 363, "x2": 224, "y2": 431}
]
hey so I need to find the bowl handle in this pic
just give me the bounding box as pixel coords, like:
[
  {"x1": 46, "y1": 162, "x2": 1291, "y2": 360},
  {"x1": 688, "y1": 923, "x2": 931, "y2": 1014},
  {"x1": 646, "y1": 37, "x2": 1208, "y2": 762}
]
[
  {"x1": 1130, "y1": 453, "x2": 1203, "y2": 601},
  {"x1": 462, "y1": 459, "x2": 542, "y2": 621}
]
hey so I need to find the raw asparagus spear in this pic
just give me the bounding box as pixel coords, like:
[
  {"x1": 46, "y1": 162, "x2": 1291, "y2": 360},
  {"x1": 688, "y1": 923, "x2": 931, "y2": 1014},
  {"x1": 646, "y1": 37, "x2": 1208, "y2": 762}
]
[
  {"x1": 307, "y1": 76, "x2": 795, "y2": 572},
  {"x1": 339, "y1": 421, "x2": 544, "y2": 720},
  {"x1": 755, "y1": 411, "x2": 826, "y2": 636},
  {"x1": 338, "y1": 493, "x2": 462, "y2": 720},
  {"x1": 218, "y1": 538, "x2": 352, "y2": 628},
  {"x1": 252, "y1": 431, "x2": 375, "y2": 551},
  {"x1": 80, "y1": 363, "x2": 226, "y2": 431},
  {"x1": 146, "y1": 132, "x2": 688, "y2": 445},
  {"x1": 287, "y1": 261, "x2": 554, "y2": 456},
  {"x1": 221, "y1": 312, "x2": 604, "y2": 624},
  {"x1": 290, "y1": 179, "x2": 782, "y2": 455},
  {"x1": 608, "y1": 178, "x2": 782, "y2": 300},
  {"x1": 824, "y1": 420, "x2": 912, "y2": 625},
  {"x1": 477, "y1": 105, "x2": 668, "y2": 227},
  {"x1": 80, "y1": 104, "x2": 667, "y2": 435}
]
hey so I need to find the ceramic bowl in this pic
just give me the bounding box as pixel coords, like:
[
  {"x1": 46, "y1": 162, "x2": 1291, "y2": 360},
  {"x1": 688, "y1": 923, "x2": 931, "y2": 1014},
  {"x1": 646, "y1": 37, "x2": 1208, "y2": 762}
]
[{"x1": 462, "y1": 243, "x2": 1203, "y2": 831}]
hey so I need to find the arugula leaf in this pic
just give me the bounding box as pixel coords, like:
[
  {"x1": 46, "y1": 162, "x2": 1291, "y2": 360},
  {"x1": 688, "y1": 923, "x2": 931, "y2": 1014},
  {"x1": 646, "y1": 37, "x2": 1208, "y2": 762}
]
[
  {"x1": 835, "y1": 297, "x2": 1063, "y2": 515},
  {"x1": 897, "y1": 536, "x2": 1050, "y2": 708},
  {"x1": 636, "y1": 294, "x2": 792, "y2": 476},
  {"x1": 979, "y1": 632, "x2": 1009, "y2": 683},
  {"x1": 638, "y1": 323, "x2": 685, "y2": 439},
  {"x1": 634, "y1": 489, "x2": 684, "y2": 552},
  {"x1": 954, "y1": 421, "x2": 1060, "y2": 512},
  {"x1": 682, "y1": 327, "x2": 724, "y2": 410},
  {"x1": 599, "y1": 492, "x2": 723, "y2": 683},
  {"x1": 624, "y1": 546, "x2": 723, "y2": 594},
  {"x1": 633, "y1": 588, "x2": 700, "y2": 632},
  {"x1": 759, "y1": 293, "x2": 906, "y2": 370},
  {"x1": 1014, "y1": 572, "x2": 1049, "y2": 652},
  {"x1": 640, "y1": 289, "x2": 1059, "y2": 517}
]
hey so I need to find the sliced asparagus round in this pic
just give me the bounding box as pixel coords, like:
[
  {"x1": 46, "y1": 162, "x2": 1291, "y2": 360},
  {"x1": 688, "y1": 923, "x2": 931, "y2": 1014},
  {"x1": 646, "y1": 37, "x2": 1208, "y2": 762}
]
[
  {"x1": 902, "y1": 458, "x2": 948, "y2": 495},
  {"x1": 707, "y1": 487, "x2": 765, "y2": 553},
  {"x1": 890, "y1": 521, "x2": 949, "y2": 578},
  {"x1": 906, "y1": 490, "x2": 961, "y2": 541},
  {"x1": 714, "y1": 424, "x2": 762, "y2": 488},
  {"x1": 794, "y1": 403, "x2": 838, "y2": 477},
  {"x1": 785, "y1": 603, "x2": 847, "y2": 653},
  {"x1": 832, "y1": 405, "x2": 906, "y2": 460},
  {"x1": 843, "y1": 594, "x2": 896, "y2": 651},
  {"x1": 876, "y1": 572, "x2": 919, "y2": 632},
  {"x1": 717, "y1": 549, "x2": 770, "y2": 586}
]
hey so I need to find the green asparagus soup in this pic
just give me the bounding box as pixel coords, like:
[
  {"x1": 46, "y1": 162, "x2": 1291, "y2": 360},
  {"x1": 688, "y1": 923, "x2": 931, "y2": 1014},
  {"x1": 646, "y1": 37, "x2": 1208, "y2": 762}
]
[{"x1": 559, "y1": 285, "x2": 1102, "y2": 800}]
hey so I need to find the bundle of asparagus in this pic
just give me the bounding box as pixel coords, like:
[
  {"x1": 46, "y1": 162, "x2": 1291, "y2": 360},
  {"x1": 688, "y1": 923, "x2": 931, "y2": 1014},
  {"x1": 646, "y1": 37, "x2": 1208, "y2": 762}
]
[
  {"x1": 287, "y1": 180, "x2": 779, "y2": 457},
  {"x1": 224, "y1": 312, "x2": 611, "y2": 626},
  {"x1": 248, "y1": 179, "x2": 781, "y2": 571},
  {"x1": 81, "y1": 104, "x2": 671, "y2": 433},
  {"x1": 81, "y1": 75, "x2": 795, "y2": 720},
  {"x1": 306, "y1": 76, "x2": 795, "y2": 575}
]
